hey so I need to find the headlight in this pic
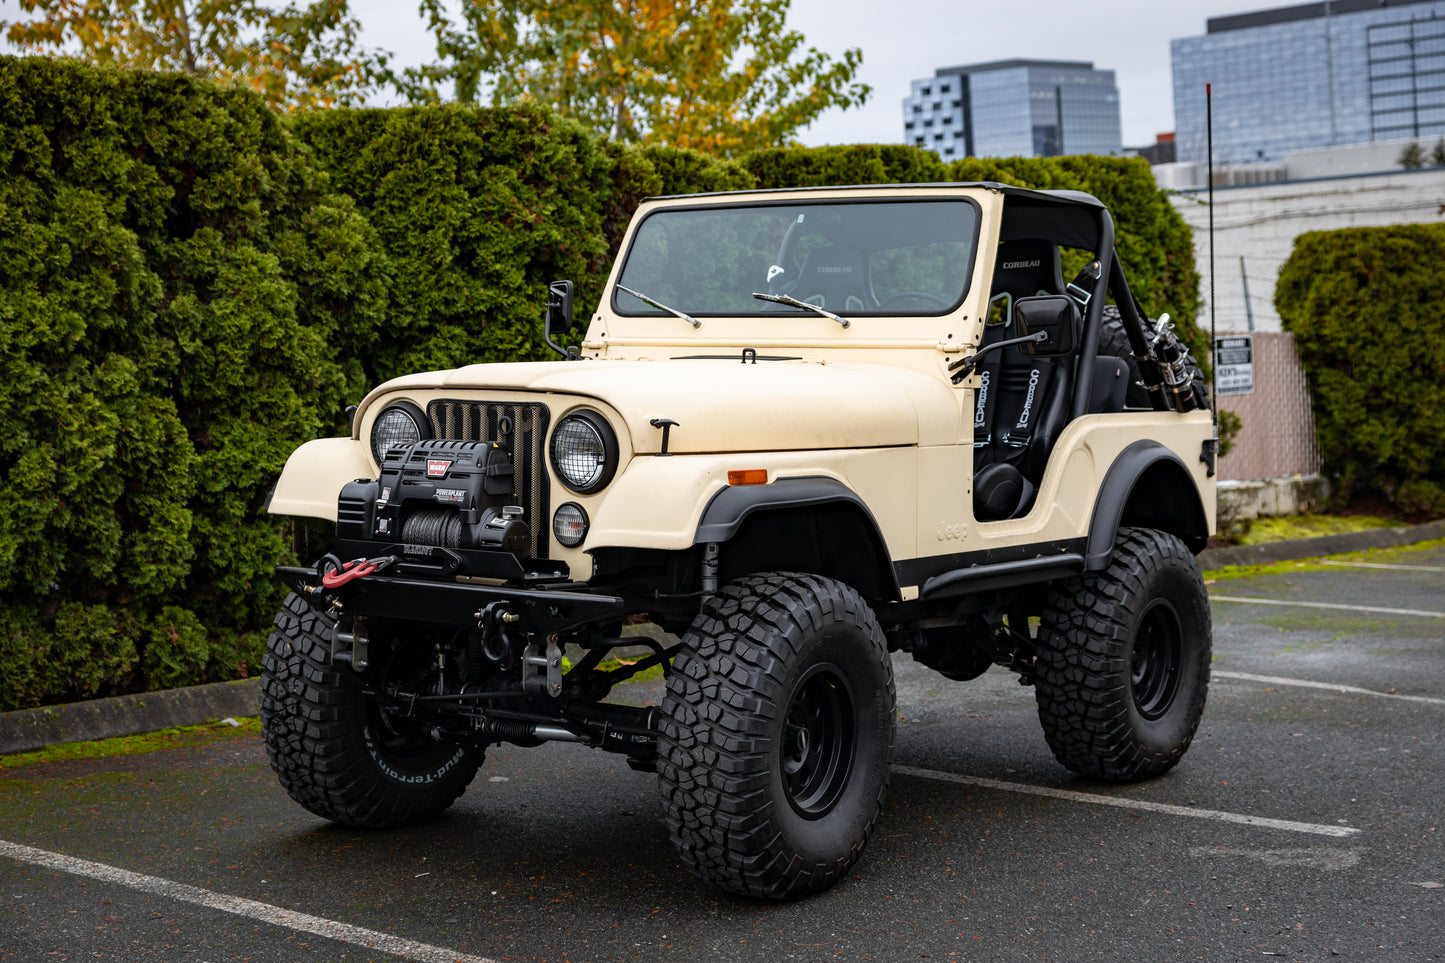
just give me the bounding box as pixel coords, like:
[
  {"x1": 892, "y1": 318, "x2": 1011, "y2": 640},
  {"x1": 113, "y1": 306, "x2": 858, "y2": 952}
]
[
  {"x1": 370, "y1": 401, "x2": 429, "y2": 464},
  {"x1": 550, "y1": 409, "x2": 617, "y2": 494},
  {"x1": 553, "y1": 503, "x2": 589, "y2": 547}
]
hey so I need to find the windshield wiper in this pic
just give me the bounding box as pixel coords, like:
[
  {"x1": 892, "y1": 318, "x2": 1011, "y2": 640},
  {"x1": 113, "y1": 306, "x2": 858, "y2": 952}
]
[
  {"x1": 617, "y1": 284, "x2": 701, "y2": 328},
  {"x1": 751, "y1": 292, "x2": 850, "y2": 328}
]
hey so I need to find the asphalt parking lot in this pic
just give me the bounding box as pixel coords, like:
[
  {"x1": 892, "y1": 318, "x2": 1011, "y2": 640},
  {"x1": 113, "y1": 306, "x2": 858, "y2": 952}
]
[{"x1": 2, "y1": 541, "x2": 1442, "y2": 963}]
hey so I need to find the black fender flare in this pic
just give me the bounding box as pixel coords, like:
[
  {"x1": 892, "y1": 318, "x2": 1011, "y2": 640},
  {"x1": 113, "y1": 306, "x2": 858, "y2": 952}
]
[
  {"x1": 1086, "y1": 441, "x2": 1209, "y2": 569},
  {"x1": 694, "y1": 476, "x2": 901, "y2": 601}
]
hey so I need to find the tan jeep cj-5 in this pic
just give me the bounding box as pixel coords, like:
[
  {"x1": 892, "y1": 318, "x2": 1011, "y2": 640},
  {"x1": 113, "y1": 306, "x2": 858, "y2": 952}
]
[{"x1": 260, "y1": 182, "x2": 1217, "y2": 900}]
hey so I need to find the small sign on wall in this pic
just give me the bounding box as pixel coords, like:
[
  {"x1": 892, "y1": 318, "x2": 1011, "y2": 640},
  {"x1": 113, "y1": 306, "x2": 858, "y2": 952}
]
[{"x1": 1214, "y1": 335, "x2": 1254, "y2": 395}]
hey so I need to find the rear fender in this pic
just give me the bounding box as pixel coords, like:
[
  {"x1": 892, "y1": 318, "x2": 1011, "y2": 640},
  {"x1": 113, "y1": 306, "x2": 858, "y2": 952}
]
[{"x1": 1086, "y1": 441, "x2": 1209, "y2": 567}]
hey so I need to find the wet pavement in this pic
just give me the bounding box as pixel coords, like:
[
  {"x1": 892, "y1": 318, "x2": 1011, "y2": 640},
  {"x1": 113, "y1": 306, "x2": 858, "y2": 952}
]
[{"x1": 2, "y1": 542, "x2": 1442, "y2": 962}]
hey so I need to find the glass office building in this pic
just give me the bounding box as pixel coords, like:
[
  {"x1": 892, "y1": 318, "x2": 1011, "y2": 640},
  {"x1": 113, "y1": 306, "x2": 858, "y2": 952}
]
[
  {"x1": 902, "y1": 59, "x2": 1122, "y2": 160},
  {"x1": 1172, "y1": 0, "x2": 1445, "y2": 165}
]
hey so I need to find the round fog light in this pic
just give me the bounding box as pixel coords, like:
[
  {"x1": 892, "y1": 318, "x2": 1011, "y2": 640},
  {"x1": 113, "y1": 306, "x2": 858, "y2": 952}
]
[{"x1": 553, "y1": 503, "x2": 589, "y2": 548}]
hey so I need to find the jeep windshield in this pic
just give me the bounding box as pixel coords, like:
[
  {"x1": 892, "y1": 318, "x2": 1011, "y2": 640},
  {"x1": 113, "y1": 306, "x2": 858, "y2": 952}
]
[{"x1": 614, "y1": 198, "x2": 980, "y2": 319}]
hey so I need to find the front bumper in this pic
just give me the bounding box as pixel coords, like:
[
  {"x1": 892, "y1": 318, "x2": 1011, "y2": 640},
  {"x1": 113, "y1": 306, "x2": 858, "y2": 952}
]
[{"x1": 277, "y1": 565, "x2": 625, "y2": 636}]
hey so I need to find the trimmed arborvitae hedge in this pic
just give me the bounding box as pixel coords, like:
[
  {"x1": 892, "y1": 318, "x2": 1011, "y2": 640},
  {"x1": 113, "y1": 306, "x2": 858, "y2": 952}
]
[
  {"x1": 1276, "y1": 225, "x2": 1445, "y2": 512},
  {"x1": 0, "y1": 57, "x2": 1206, "y2": 708},
  {"x1": 0, "y1": 56, "x2": 386, "y2": 708},
  {"x1": 288, "y1": 105, "x2": 615, "y2": 381}
]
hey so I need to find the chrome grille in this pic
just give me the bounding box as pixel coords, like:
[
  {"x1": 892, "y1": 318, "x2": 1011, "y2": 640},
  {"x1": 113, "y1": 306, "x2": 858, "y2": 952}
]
[{"x1": 427, "y1": 401, "x2": 551, "y2": 558}]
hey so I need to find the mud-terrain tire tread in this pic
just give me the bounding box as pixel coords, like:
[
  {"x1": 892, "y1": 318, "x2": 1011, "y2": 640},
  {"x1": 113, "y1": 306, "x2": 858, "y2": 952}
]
[
  {"x1": 1033, "y1": 528, "x2": 1211, "y2": 782},
  {"x1": 657, "y1": 573, "x2": 895, "y2": 900},
  {"x1": 260, "y1": 592, "x2": 480, "y2": 828}
]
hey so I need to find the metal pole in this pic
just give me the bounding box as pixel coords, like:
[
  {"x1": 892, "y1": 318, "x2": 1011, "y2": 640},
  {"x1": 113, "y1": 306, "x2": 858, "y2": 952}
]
[{"x1": 1240, "y1": 256, "x2": 1255, "y2": 332}]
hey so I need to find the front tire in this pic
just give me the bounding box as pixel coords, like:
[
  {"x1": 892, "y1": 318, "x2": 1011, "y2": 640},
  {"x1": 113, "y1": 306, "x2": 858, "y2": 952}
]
[
  {"x1": 260, "y1": 592, "x2": 481, "y2": 828},
  {"x1": 1033, "y1": 529, "x2": 1211, "y2": 781},
  {"x1": 658, "y1": 573, "x2": 895, "y2": 900}
]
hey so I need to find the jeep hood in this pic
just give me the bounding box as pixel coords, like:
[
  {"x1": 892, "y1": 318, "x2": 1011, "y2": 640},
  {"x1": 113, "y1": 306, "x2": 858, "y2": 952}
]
[{"x1": 372, "y1": 359, "x2": 962, "y2": 453}]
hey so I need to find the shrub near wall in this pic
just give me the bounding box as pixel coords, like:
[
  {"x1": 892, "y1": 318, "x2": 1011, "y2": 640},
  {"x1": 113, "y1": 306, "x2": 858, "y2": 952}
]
[
  {"x1": 1276, "y1": 225, "x2": 1445, "y2": 512},
  {"x1": 0, "y1": 56, "x2": 386, "y2": 709}
]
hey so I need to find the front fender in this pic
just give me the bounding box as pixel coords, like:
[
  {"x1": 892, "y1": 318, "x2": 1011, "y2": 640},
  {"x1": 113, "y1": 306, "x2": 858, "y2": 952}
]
[{"x1": 267, "y1": 437, "x2": 372, "y2": 522}]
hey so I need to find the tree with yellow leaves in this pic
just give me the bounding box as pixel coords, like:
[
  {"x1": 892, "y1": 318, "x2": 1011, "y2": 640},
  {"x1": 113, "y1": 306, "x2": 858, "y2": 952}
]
[
  {"x1": 407, "y1": 0, "x2": 869, "y2": 154},
  {"x1": 2, "y1": 0, "x2": 389, "y2": 110}
]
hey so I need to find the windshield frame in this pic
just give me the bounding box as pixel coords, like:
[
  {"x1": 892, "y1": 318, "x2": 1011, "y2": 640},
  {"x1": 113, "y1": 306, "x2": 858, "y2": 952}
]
[{"x1": 609, "y1": 194, "x2": 984, "y2": 322}]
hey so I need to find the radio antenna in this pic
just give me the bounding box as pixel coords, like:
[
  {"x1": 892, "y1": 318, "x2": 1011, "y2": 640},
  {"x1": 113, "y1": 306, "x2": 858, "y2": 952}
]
[{"x1": 1207, "y1": 82, "x2": 1218, "y2": 433}]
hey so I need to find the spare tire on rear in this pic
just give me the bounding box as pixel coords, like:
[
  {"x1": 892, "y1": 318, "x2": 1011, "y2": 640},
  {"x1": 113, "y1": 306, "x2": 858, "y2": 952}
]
[{"x1": 1098, "y1": 305, "x2": 1209, "y2": 411}]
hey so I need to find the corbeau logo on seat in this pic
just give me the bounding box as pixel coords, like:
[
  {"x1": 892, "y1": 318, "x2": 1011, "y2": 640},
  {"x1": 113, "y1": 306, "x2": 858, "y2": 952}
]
[
  {"x1": 1000, "y1": 259, "x2": 1041, "y2": 270},
  {"x1": 426, "y1": 459, "x2": 452, "y2": 478}
]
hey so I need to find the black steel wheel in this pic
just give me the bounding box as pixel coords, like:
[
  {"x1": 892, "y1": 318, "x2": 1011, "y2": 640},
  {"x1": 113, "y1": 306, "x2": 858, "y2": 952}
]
[
  {"x1": 260, "y1": 592, "x2": 481, "y2": 828},
  {"x1": 1033, "y1": 528, "x2": 1211, "y2": 781},
  {"x1": 658, "y1": 573, "x2": 895, "y2": 900},
  {"x1": 781, "y1": 664, "x2": 855, "y2": 817}
]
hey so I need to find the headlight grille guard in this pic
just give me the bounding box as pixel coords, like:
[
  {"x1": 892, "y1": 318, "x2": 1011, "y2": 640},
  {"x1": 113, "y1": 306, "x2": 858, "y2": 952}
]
[{"x1": 426, "y1": 400, "x2": 551, "y2": 559}]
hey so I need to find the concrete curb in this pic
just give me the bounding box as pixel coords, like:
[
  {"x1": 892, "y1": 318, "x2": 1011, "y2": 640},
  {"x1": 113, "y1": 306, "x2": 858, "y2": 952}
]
[
  {"x1": 1197, "y1": 518, "x2": 1445, "y2": 570},
  {"x1": 0, "y1": 678, "x2": 261, "y2": 757},
  {"x1": 4, "y1": 521, "x2": 1441, "y2": 757}
]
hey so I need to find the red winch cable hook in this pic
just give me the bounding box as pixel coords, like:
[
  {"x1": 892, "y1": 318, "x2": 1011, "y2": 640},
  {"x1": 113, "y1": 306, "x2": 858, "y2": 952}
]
[{"x1": 320, "y1": 555, "x2": 396, "y2": 589}]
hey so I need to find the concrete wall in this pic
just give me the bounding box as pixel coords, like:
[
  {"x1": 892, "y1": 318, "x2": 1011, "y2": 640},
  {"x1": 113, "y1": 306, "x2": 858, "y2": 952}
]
[{"x1": 1168, "y1": 166, "x2": 1445, "y2": 334}]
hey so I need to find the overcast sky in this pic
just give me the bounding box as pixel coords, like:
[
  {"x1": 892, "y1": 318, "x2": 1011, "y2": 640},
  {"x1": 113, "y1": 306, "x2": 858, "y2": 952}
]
[
  {"x1": 348, "y1": 0, "x2": 1270, "y2": 147},
  {"x1": 1, "y1": 0, "x2": 1274, "y2": 147}
]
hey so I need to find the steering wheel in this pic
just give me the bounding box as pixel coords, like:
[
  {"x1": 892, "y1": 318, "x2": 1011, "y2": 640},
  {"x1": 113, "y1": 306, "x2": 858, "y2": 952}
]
[{"x1": 877, "y1": 290, "x2": 951, "y2": 310}]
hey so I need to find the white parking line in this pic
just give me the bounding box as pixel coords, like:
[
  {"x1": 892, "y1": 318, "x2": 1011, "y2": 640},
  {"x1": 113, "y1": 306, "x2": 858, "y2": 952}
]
[
  {"x1": 894, "y1": 766, "x2": 1363, "y2": 839},
  {"x1": 1214, "y1": 670, "x2": 1445, "y2": 706},
  {"x1": 1323, "y1": 555, "x2": 1445, "y2": 569},
  {"x1": 0, "y1": 839, "x2": 498, "y2": 963},
  {"x1": 1323, "y1": 560, "x2": 1445, "y2": 573},
  {"x1": 1210, "y1": 595, "x2": 1445, "y2": 618}
]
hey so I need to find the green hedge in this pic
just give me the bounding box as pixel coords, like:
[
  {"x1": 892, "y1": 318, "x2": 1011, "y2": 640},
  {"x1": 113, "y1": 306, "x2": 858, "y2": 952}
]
[
  {"x1": 287, "y1": 105, "x2": 615, "y2": 380},
  {"x1": 0, "y1": 56, "x2": 386, "y2": 708},
  {"x1": 1276, "y1": 225, "x2": 1445, "y2": 512},
  {"x1": 0, "y1": 57, "x2": 1205, "y2": 708}
]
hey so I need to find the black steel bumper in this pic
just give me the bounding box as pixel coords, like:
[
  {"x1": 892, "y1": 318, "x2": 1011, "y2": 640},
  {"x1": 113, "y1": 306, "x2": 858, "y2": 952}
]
[{"x1": 276, "y1": 566, "x2": 626, "y2": 636}]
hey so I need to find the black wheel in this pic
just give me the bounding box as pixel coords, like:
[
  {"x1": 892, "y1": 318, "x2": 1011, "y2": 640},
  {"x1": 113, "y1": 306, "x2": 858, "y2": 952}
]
[
  {"x1": 658, "y1": 573, "x2": 895, "y2": 900},
  {"x1": 260, "y1": 592, "x2": 481, "y2": 828},
  {"x1": 1099, "y1": 306, "x2": 1209, "y2": 411},
  {"x1": 1033, "y1": 528, "x2": 1211, "y2": 782}
]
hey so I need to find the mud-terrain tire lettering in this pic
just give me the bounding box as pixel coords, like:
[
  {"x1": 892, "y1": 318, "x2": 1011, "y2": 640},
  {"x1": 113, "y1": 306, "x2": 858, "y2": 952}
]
[{"x1": 260, "y1": 592, "x2": 481, "y2": 828}]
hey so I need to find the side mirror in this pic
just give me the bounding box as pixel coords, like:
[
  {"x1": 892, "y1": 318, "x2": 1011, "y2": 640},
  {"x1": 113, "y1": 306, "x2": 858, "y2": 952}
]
[
  {"x1": 546, "y1": 279, "x2": 574, "y2": 333},
  {"x1": 1013, "y1": 295, "x2": 1079, "y2": 357},
  {"x1": 543, "y1": 280, "x2": 577, "y2": 359}
]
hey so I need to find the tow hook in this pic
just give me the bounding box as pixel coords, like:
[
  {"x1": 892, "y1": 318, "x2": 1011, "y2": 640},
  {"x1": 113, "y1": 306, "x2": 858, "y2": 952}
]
[{"x1": 318, "y1": 553, "x2": 396, "y2": 589}]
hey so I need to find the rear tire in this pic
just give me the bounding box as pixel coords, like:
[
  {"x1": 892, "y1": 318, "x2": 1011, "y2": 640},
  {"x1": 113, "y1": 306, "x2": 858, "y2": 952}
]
[
  {"x1": 260, "y1": 592, "x2": 481, "y2": 828},
  {"x1": 658, "y1": 573, "x2": 895, "y2": 900},
  {"x1": 1033, "y1": 529, "x2": 1211, "y2": 781}
]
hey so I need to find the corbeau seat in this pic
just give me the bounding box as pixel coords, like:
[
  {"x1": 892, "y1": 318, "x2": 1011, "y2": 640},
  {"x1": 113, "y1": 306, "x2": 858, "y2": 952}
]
[{"x1": 791, "y1": 246, "x2": 874, "y2": 312}]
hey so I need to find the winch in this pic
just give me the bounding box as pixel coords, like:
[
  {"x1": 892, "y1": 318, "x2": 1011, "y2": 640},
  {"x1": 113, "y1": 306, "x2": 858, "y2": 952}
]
[{"x1": 335, "y1": 440, "x2": 531, "y2": 555}]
